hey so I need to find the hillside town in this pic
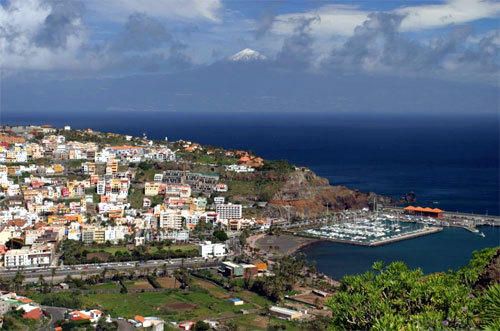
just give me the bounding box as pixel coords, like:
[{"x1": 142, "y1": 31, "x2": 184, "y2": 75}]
[
  {"x1": 2, "y1": 125, "x2": 496, "y2": 330},
  {"x1": 0, "y1": 125, "x2": 339, "y2": 330}
]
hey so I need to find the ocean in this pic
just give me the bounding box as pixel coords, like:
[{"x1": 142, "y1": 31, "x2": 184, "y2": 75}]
[
  {"x1": 2, "y1": 110, "x2": 499, "y2": 277},
  {"x1": 3, "y1": 111, "x2": 498, "y2": 215},
  {"x1": 300, "y1": 226, "x2": 500, "y2": 279}
]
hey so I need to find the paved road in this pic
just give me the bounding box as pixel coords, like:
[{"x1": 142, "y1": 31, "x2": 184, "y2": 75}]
[
  {"x1": 0, "y1": 257, "x2": 220, "y2": 281},
  {"x1": 40, "y1": 306, "x2": 67, "y2": 330}
]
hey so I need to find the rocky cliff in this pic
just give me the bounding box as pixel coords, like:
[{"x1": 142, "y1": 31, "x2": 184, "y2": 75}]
[{"x1": 265, "y1": 168, "x2": 391, "y2": 219}]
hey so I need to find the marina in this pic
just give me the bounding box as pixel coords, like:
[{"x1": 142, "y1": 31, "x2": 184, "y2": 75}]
[{"x1": 300, "y1": 218, "x2": 442, "y2": 246}]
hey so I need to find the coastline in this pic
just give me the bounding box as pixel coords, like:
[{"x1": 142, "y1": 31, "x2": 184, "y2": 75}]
[
  {"x1": 252, "y1": 234, "x2": 320, "y2": 256},
  {"x1": 251, "y1": 226, "x2": 446, "y2": 256}
]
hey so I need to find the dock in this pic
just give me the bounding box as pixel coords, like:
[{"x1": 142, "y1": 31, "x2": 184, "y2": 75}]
[{"x1": 382, "y1": 206, "x2": 500, "y2": 228}]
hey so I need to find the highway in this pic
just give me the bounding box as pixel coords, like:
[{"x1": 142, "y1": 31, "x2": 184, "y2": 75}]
[{"x1": 0, "y1": 257, "x2": 220, "y2": 281}]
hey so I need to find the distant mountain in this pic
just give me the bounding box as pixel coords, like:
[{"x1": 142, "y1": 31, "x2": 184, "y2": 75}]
[
  {"x1": 228, "y1": 48, "x2": 267, "y2": 62},
  {"x1": 2, "y1": 58, "x2": 498, "y2": 115}
]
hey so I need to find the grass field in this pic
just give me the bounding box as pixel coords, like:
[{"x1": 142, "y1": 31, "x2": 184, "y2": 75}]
[
  {"x1": 89, "y1": 282, "x2": 121, "y2": 292},
  {"x1": 29, "y1": 278, "x2": 297, "y2": 330},
  {"x1": 124, "y1": 280, "x2": 153, "y2": 291},
  {"x1": 78, "y1": 277, "x2": 274, "y2": 323},
  {"x1": 156, "y1": 276, "x2": 180, "y2": 289},
  {"x1": 80, "y1": 286, "x2": 254, "y2": 321}
]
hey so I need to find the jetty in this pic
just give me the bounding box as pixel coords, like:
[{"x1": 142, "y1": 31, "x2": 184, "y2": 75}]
[{"x1": 381, "y1": 206, "x2": 500, "y2": 229}]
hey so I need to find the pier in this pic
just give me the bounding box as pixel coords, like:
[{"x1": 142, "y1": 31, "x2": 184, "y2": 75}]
[{"x1": 381, "y1": 206, "x2": 500, "y2": 228}]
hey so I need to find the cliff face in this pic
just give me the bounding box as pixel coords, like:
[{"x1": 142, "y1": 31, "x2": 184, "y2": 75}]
[
  {"x1": 474, "y1": 249, "x2": 500, "y2": 290},
  {"x1": 265, "y1": 168, "x2": 391, "y2": 219}
]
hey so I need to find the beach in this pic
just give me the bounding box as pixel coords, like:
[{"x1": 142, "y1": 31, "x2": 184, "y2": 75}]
[{"x1": 252, "y1": 234, "x2": 319, "y2": 255}]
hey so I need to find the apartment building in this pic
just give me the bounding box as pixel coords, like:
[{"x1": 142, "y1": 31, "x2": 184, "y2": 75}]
[
  {"x1": 159, "y1": 210, "x2": 184, "y2": 229},
  {"x1": 216, "y1": 203, "x2": 242, "y2": 220},
  {"x1": 82, "y1": 227, "x2": 105, "y2": 244},
  {"x1": 160, "y1": 229, "x2": 189, "y2": 242},
  {"x1": 4, "y1": 244, "x2": 54, "y2": 268}
]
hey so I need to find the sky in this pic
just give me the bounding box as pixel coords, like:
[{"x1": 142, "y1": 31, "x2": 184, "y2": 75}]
[{"x1": 0, "y1": 0, "x2": 499, "y2": 114}]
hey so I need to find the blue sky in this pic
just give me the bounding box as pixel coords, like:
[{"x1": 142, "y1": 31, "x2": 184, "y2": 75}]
[
  {"x1": 0, "y1": 0, "x2": 499, "y2": 115},
  {"x1": 1, "y1": 0, "x2": 498, "y2": 79}
]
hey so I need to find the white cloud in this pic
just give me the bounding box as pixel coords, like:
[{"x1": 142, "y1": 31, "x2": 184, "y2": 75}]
[
  {"x1": 396, "y1": 0, "x2": 500, "y2": 31},
  {"x1": 272, "y1": 5, "x2": 369, "y2": 37},
  {"x1": 270, "y1": 0, "x2": 500, "y2": 40},
  {"x1": 394, "y1": 0, "x2": 500, "y2": 31},
  {"x1": 0, "y1": 0, "x2": 90, "y2": 71},
  {"x1": 88, "y1": 0, "x2": 222, "y2": 23}
]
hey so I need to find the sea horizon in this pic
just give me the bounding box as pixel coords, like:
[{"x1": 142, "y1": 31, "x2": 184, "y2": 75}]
[{"x1": 2, "y1": 111, "x2": 498, "y2": 216}]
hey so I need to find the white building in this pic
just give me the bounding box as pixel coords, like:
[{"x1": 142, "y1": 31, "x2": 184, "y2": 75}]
[
  {"x1": 104, "y1": 226, "x2": 127, "y2": 243},
  {"x1": 165, "y1": 184, "x2": 191, "y2": 198},
  {"x1": 216, "y1": 203, "x2": 242, "y2": 220},
  {"x1": 160, "y1": 229, "x2": 189, "y2": 242},
  {"x1": 96, "y1": 180, "x2": 106, "y2": 195},
  {"x1": 159, "y1": 210, "x2": 184, "y2": 229},
  {"x1": 198, "y1": 241, "x2": 227, "y2": 258},
  {"x1": 225, "y1": 164, "x2": 255, "y2": 173},
  {"x1": 213, "y1": 197, "x2": 225, "y2": 205},
  {"x1": 4, "y1": 244, "x2": 54, "y2": 268}
]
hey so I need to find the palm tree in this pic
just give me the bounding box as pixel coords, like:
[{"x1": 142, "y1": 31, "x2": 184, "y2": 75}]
[
  {"x1": 38, "y1": 275, "x2": 48, "y2": 293},
  {"x1": 12, "y1": 271, "x2": 25, "y2": 292},
  {"x1": 51, "y1": 267, "x2": 56, "y2": 285},
  {"x1": 101, "y1": 268, "x2": 108, "y2": 282}
]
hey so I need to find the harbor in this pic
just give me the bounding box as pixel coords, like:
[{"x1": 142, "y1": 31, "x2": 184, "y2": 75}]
[
  {"x1": 280, "y1": 204, "x2": 499, "y2": 247},
  {"x1": 299, "y1": 218, "x2": 442, "y2": 247}
]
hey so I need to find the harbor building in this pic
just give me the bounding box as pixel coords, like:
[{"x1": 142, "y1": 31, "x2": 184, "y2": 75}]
[{"x1": 404, "y1": 206, "x2": 444, "y2": 218}]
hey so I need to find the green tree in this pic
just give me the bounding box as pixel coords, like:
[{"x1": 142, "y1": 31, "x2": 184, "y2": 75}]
[
  {"x1": 12, "y1": 271, "x2": 25, "y2": 292},
  {"x1": 212, "y1": 229, "x2": 228, "y2": 242},
  {"x1": 38, "y1": 274, "x2": 49, "y2": 293},
  {"x1": 480, "y1": 283, "x2": 500, "y2": 328},
  {"x1": 194, "y1": 320, "x2": 210, "y2": 331},
  {"x1": 326, "y1": 247, "x2": 500, "y2": 330}
]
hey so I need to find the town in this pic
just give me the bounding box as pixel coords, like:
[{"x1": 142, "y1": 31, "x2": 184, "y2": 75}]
[{"x1": 0, "y1": 125, "x2": 344, "y2": 330}]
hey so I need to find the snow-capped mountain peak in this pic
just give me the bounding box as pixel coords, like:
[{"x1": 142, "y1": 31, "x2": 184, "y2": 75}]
[{"x1": 228, "y1": 48, "x2": 267, "y2": 62}]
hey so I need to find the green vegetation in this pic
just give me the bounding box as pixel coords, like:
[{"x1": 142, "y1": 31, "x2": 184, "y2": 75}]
[
  {"x1": 56, "y1": 319, "x2": 92, "y2": 331},
  {"x1": 177, "y1": 151, "x2": 238, "y2": 166},
  {"x1": 135, "y1": 167, "x2": 157, "y2": 182},
  {"x1": 60, "y1": 240, "x2": 199, "y2": 264},
  {"x1": 327, "y1": 247, "x2": 500, "y2": 330},
  {"x1": 250, "y1": 255, "x2": 308, "y2": 302},
  {"x1": 128, "y1": 187, "x2": 145, "y2": 209},
  {"x1": 212, "y1": 229, "x2": 228, "y2": 242},
  {"x1": 40, "y1": 292, "x2": 83, "y2": 308},
  {"x1": 78, "y1": 286, "x2": 250, "y2": 321},
  {"x1": 261, "y1": 160, "x2": 295, "y2": 173},
  {"x1": 224, "y1": 178, "x2": 282, "y2": 202},
  {"x1": 65, "y1": 159, "x2": 84, "y2": 169},
  {"x1": 59, "y1": 130, "x2": 131, "y2": 146},
  {"x1": 1, "y1": 310, "x2": 45, "y2": 330}
]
